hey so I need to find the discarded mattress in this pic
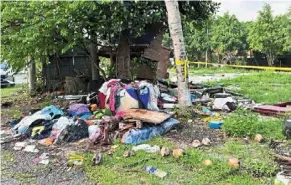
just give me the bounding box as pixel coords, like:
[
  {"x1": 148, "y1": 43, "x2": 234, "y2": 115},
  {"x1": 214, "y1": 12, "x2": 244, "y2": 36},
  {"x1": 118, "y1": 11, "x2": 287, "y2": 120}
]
[
  {"x1": 122, "y1": 118, "x2": 180, "y2": 145},
  {"x1": 117, "y1": 109, "x2": 171, "y2": 124}
]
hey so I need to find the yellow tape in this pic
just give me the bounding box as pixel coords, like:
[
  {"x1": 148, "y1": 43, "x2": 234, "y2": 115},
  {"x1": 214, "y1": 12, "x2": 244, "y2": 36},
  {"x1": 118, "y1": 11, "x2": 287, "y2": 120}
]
[
  {"x1": 188, "y1": 62, "x2": 291, "y2": 71},
  {"x1": 175, "y1": 60, "x2": 186, "y2": 65},
  {"x1": 175, "y1": 60, "x2": 189, "y2": 80}
]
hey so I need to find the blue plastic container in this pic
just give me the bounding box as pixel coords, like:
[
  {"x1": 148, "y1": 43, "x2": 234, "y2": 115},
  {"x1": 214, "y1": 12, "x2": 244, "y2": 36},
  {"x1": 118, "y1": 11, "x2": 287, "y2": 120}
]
[{"x1": 208, "y1": 121, "x2": 223, "y2": 129}]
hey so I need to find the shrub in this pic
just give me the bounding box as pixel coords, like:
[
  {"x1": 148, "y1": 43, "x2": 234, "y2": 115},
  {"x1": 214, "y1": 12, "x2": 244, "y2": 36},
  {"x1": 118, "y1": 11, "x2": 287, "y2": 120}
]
[{"x1": 223, "y1": 109, "x2": 284, "y2": 139}]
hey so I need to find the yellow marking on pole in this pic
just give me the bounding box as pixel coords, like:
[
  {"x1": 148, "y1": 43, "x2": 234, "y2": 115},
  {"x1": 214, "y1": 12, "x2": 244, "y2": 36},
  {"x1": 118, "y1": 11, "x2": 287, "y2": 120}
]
[{"x1": 175, "y1": 59, "x2": 190, "y2": 80}]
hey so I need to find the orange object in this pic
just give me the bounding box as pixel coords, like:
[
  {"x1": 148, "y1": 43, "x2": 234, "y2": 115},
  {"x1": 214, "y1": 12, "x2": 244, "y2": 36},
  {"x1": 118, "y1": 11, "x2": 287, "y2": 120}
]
[
  {"x1": 203, "y1": 159, "x2": 213, "y2": 166},
  {"x1": 228, "y1": 158, "x2": 240, "y2": 168},
  {"x1": 38, "y1": 138, "x2": 53, "y2": 146},
  {"x1": 173, "y1": 148, "x2": 184, "y2": 158},
  {"x1": 91, "y1": 104, "x2": 98, "y2": 112}
]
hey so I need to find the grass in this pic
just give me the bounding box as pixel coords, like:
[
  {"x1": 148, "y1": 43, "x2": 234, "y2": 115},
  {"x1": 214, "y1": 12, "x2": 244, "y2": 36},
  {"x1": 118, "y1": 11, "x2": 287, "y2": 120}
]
[
  {"x1": 83, "y1": 137, "x2": 272, "y2": 185},
  {"x1": 213, "y1": 141, "x2": 278, "y2": 177},
  {"x1": 1, "y1": 85, "x2": 23, "y2": 97},
  {"x1": 1, "y1": 150, "x2": 15, "y2": 163},
  {"x1": 223, "y1": 109, "x2": 285, "y2": 139},
  {"x1": 207, "y1": 70, "x2": 291, "y2": 104},
  {"x1": 169, "y1": 67, "x2": 250, "y2": 75}
]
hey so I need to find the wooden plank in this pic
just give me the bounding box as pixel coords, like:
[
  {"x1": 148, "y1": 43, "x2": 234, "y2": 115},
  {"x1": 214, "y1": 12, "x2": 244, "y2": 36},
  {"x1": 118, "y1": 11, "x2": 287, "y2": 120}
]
[{"x1": 122, "y1": 109, "x2": 171, "y2": 124}]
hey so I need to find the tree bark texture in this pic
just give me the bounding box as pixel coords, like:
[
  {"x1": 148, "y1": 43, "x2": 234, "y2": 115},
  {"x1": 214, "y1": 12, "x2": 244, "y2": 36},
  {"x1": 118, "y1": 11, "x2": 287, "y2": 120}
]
[
  {"x1": 28, "y1": 58, "x2": 36, "y2": 95},
  {"x1": 266, "y1": 54, "x2": 275, "y2": 66},
  {"x1": 89, "y1": 41, "x2": 100, "y2": 80},
  {"x1": 116, "y1": 31, "x2": 131, "y2": 79},
  {"x1": 165, "y1": 0, "x2": 191, "y2": 108}
]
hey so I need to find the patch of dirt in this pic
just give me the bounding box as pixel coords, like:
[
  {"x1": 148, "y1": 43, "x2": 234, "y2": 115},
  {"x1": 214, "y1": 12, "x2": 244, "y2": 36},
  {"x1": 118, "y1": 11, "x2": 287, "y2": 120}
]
[{"x1": 165, "y1": 119, "x2": 225, "y2": 148}]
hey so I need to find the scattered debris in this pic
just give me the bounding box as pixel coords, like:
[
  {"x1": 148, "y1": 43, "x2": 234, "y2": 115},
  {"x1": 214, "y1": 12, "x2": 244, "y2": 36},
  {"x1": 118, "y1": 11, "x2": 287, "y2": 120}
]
[
  {"x1": 254, "y1": 134, "x2": 264, "y2": 143},
  {"x1": 23, "y1": 145, "x2": 39, "y2": 153},
  {"x1": 228, "y1": 158, "x2": 240, "y2": 168},
  {"x1": 132, "y1": 144, "x2": 160, "y2": 153},
  {"x1": 123, "y1": 150, "x2": 135, "y2": 158},
  {"x1": 1, "y1": 101, "x2": 13, "y2": 108},
  {"x1": 253, "y1": 101, "x2": 291, "y2": 115},
  {"x1": 274, "y1": 154, "x2": 291, "y2": 162},
  {"x1": 13, "y1": 141, "x2": 28, "y2": 150},
  {"x1": 282, "y1": 119, "x2": 291, "y2": 138},
  {"x1": 144, "y1": 166, "x2": 167, "y2": 178},
  {"x1": 92, "y1": 153, "x2": 103, "y2": 165},
  {"x1": 68, "y1": 153, "x2": 85, "y2": 166},
  {"x1": 34, "y1": 153, "x2": 50, "y2": 165},
  {"x1": 160, "y1": 147, "x2": 171, "y2": 157},
  {"x1": 201, "y1": 138, "x2": 211, "y2": 146},
  {"x1": 172, "y1": 148, "x2": 184, "y2": 158},
  {"x1": 274, "y1": 172, "x2": 291, "y2": 185},
  {"x1": 243, "y1": 137, "x2": 250, "y2": 144},
  {"x1": 191, "y1": 140, "x2": 201, "y2": 148},
  {"x1": 202, "y1": 159, "x2": 213, "y2": 166},
  {"x1": 208, "y1": 121, "x2": 223, "y2": 129}
]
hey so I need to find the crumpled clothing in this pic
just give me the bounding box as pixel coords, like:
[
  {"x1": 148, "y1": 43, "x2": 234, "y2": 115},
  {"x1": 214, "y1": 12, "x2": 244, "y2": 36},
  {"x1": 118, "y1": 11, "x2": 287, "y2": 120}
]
[
  {"x1": 55, "y1": 119, "x2": 89, "y2": 143},
  {"x1": 31, "y1": 126, "x2": 45, "y2": 137},
  {"x1": 78, "y1": 112, "x2": 92, "y2": 120},
  {"x1": 68, "y1": 104, "x2": 90, "y2": 116},
  {"x1": 138, "y1": 81, "x2": 160, "y2": 111},
  {"x1": 99, "y1": 79, "x2": 120, "y2": 94},
  {"x1": 109, "y1": 85, "x2": 122, "y2": 112},
  {"x1": 40, "y1": 105, "x2": 64, "y2": 119},
  {"x1": 13, "y1": 105, "x2": 63, "y2": 135},
  {"x1": 98, "y1": 92, "x2": 106, "y2": 109},
  {"x1": 126, "y1": 87, "x2": 149, "y2": 109},
  {"x1": 29, "y1": 120, "x2": 55, "y2": 140},
  {"x1": 12, "y1": 112, "x2": 50, "y2": 135}
]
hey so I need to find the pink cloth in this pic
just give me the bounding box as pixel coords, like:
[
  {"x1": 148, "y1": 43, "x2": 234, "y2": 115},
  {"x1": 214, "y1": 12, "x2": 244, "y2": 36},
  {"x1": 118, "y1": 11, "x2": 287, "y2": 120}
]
[
  {"x1": 98, "y1": 93, "x2": 106, "y2": 109},
  {"x1": 109, "y1": 85, "x2": 121, "y2": 112}
]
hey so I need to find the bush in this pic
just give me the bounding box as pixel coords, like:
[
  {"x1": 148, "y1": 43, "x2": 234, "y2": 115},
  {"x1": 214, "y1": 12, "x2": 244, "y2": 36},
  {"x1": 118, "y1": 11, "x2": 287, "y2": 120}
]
[{"x1": 223, "y1": 109, "x2": 285, "y2": 139}]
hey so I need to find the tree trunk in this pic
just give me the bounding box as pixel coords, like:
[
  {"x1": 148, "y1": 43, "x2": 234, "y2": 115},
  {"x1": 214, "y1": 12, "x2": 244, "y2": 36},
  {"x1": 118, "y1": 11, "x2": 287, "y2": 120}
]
[
  {"x1": 205, "y1": 49, "x2": 208, "y2": 68},
  {"x1": 28, "y1": 56, "x2": 36, "y2": 95},
  {"x1": 266, "y1": 54, "x2": 275, "y2": 66},
  {"x1": 116, "y1": 30, "x2": 131, "y2": 79},
  {"x1": 89, "y1": 41, "x2": 100, "y2": 80},
  {"x1": 41, "y1": 56, "x2": 47, "y2": 90},
  {"x1": 165, "y1": 0, "x2": 191, "y2": 108}
]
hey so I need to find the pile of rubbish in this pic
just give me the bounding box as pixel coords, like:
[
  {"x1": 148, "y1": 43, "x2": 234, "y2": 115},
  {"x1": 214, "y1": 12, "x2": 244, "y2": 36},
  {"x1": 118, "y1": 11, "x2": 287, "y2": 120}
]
[
  {"x1": 7, "y1": 79, "x2": 181, "y2": 146},
  {"x1": 5, "y1": 78, "x2": 291, "y2": 148}
]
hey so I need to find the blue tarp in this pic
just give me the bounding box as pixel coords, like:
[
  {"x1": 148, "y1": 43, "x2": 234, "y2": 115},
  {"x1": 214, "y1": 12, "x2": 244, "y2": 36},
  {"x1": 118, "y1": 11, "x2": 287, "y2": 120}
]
[{"x1": 123, "y1": 118, "x2": 180, "y2": 145}]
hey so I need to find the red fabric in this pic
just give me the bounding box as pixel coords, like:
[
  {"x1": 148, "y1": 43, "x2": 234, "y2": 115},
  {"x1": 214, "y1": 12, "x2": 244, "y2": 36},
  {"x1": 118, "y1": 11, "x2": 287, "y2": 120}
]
[
  {"x1": 109, "y1": 85, "x2": 121, "y2": 112},
  {"x1": 98, "y1": 93, "x2": 106, "y2": 109}
]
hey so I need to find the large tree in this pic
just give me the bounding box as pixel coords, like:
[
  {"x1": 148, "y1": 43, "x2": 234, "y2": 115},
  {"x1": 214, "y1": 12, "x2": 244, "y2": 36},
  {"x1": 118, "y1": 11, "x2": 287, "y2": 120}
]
[
  {"x1": 211, "y1": 12, "x2": 247, "y2": 64},
  {"x1": 247, "y1": 4, "x2": 290, "y2": 66},
  {"x1": 183, "y1": 18, "x2": 213, "y2": 62},
  {"x1": 1, "y1": 1, "x2": 219, "y2": 80}
]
